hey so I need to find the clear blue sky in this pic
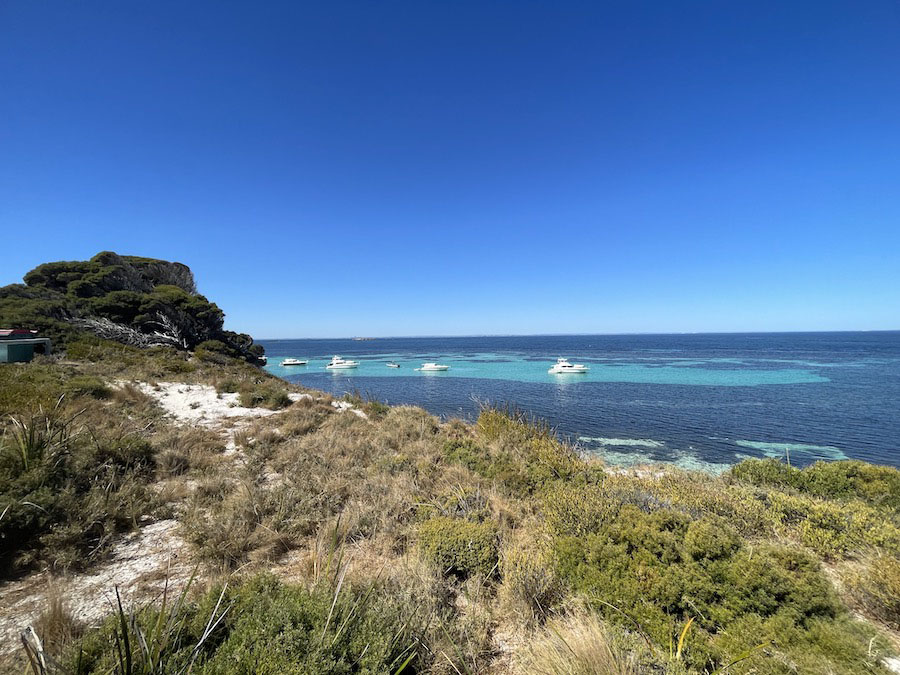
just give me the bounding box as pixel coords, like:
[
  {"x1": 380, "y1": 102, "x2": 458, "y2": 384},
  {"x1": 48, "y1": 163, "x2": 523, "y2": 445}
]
[{"x1": 2, "y1": 1, "x2": 899, "y2": 338}]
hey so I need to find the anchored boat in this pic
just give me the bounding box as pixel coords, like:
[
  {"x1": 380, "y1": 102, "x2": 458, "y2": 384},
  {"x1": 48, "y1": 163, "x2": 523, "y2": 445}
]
[
  {"x1": 326, "y1": 355, "x2": 360, "y2": 369},
  {"x1": 548, "y1": 358, "x2": 589, "y2": 374}
]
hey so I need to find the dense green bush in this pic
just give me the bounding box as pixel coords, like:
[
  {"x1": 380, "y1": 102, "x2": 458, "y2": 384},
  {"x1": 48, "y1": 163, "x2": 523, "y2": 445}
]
[
  {"x1": 0, "y1": 252, "x2": 265, "y2": 361},
  {"x1": 0, "y1": 363, "x2": 72, "y2": 412},
  {"x1": 419, "y1": 516, "x2": 499, "y2": 578},
  {"x1": 195, "y1": 339, "x2": 236, "y2": 363},
  {"x1": 72, "y1": 574, "x2": 421, "y2": 674},
  {"x1": 445, "y1": 408, "x2": 586, "y2": 496},
  {"x1": 732, "y1": 458, "x2": 900, "y2": 509},
  {"x1": 215, "y1": 378, "x2": 241, "y2": 393},
  {"x1": 238, "y1": 384, "x2": 292, "y2": 410},
  {"x1": 546, "y1": 494, "x2": 882, "y2": 673}
]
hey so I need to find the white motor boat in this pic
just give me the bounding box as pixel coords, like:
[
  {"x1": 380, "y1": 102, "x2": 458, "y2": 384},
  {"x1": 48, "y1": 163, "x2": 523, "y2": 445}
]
[
  {"x1": 548, "y1": 358, "x2": 589, "y2": 374},
  {"x1": 386, "y1": 362, "x2": 400, "y2": 368},
  {"x1": 282, "y1": 358, "x2": 308, "y2": 366},
  {"x1": 416, "y1": 362, "x2": 450, "y2": 371},
  {"x1": 326, "y1": 355, "x2": 360, "y2": 369}
]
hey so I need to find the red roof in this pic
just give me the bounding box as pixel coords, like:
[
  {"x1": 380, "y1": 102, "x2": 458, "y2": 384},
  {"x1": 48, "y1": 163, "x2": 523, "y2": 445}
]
[{"x1": 0, "y1": 329, "x2": 38, "y2": 337}]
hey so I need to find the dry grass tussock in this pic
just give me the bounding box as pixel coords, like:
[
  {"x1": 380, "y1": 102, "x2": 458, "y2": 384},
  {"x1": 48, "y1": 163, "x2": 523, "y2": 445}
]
[{"x1": 514, "y1": 609, "x2": 640, "y2": 675}]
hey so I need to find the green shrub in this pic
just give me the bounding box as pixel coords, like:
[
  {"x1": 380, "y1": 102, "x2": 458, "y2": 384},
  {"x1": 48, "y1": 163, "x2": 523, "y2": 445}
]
[
  {"x1": 548, "y1": 496, "x2": 860, "y2": 672},
  {"x1": 0, "y1": 363, "x2": 73, "y2": 413},
  {"x1": 500, "y1": 536, "x2": 563, "y2": 621},
  {"x1": 0, "y1": 402, "x2": 160, "y2": 573},
  {"x1": 447, "y1": 409, "x2": 583, "y2": 496},
  {"x1": 419, "y1": 516, "x2": 499, "y2": 578},
  {"x1": 63, "y1": 375, "x2": 111, "y2": 399},
  {"x1": 683, "y1": 518, "x2": 740, "y2": 561},
  {"x1": 239, "y1": 385, "x2": 292, "y2": 410},
  {"x1": 416, "y1": 485, "x2": 491, "y2": 522},
  {"x1": 732, "y1": 458, "x2": 900, "y2": 509},
  {"x1": 70, "y1": 574, "x2": 422, "y2": 674},
  {"x1": 215, "y1": 378, "x2": 241, "y2": 394},
  {"x1": 195, "y1": 339, "x2": 240, "y2": 364},
  {"x1": 765, "y1": 490, "x2": 900, "y2": 557},
  {"x1": 363, "y1": 398, "x2": 390, "y2": 419}
]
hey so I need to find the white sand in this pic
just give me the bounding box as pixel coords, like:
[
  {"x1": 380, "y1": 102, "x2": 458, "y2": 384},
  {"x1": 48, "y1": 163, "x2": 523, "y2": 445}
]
[
  {"x1": 0, "y1": 520, "x2": 190, "y2": 656},
  {"x1": 135, "y1": 381, "x2": 311, "y2": 427}
]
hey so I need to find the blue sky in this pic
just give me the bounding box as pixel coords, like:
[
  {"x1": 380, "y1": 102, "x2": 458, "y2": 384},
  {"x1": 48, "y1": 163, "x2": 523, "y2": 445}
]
[{"x1": 2, "y1": 1, "x2": 899, "y2": 337}]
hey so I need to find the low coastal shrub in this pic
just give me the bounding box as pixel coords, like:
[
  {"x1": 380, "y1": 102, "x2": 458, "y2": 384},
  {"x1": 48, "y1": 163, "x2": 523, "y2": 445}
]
[
  {"x1": 732, "y1": 457, "x2": 900, "y2": 509},
  {"x1": 419, "y1": 516, "x2": 499, "y2": 578},
  {"x1": 69, "y1": 574, "x2": 422, "y2": 674},
  {"x1": 573, "y1": 469, "x2": 900, "y2": 560},
  {"x1": 238, "y1": 384, "x2": 292, "y2": 410},
  {"x1": 416, "y1": 485, "x2": 491, "y2": 522},
  {"x1": 499, "y1": 535, "x2": 563, "y2": 622},
  {"x1": 849, "y1": 555, "x2": 900, "y2": 629},
  {"x1": 215, "y1": 377, "x2": 241, "y2": 393},
  {"x1": 0, "y1": 401, "x2": 161, "y2": 572},
  {"x1": 545, "y1": 491, "x2": 882, "y2": 672},
  {"x1": 62, "y1": 375, "x2": 111, "y2": 399},
  {"x1": 445, "y1": 408, "x2": 585, "y2": 496},
  {"x1": 765, "y1": 490, "x2": 900, "y2": 556},
  {"x1": 341, "y1": 391, "x2": 391, "y2": 419},
  {"x1": 0, "y1": 363, "x2": 72, "y2": 412},
  {"x1": 194, "y1": 339, "x2": 235, "y2": 363}
]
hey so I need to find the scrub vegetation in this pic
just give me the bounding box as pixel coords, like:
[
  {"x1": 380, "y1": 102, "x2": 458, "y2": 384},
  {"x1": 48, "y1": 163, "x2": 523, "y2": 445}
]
[
  {"x1": 2, "y1": 256, "x2": 899, "y2": 674},
  {"x1": 4, "y1": 353, "x2": 899, "y2": 674},
  {"x1": 0, "y1": 251, "x2": 265, "y2": 362}
]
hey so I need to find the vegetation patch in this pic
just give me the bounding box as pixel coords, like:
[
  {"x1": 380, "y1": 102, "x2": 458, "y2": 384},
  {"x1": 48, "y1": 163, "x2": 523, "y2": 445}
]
[
  {"x1": 69, "y1": 574, "x2": 422, "y2": 674},
  {"x1": 546, "y1": 491, "x2": 886, "y2": 672},
  {"x1": 238, "y1": 384, "x2": 292, "y2": 410},
  {"x1": 731, "y1": 458, "x2": 900, "y2": 509},
  {"x1": 419, "y1": 515, "x2": 499, "y2": 578},
  {"x1": 0, "y1": 398, "x2": 162, "y2": 573},
  {"x1": 0, "y1": 251, "x2": 264, "y2": 362},
  {"x1": 849, "y1": 554, "x2": 900, "y2": 629}
]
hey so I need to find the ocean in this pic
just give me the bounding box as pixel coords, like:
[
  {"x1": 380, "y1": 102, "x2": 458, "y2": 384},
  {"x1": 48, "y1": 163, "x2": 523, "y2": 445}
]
[{"x1": 260, "y1": 332, "x2": 900, "y2": 471}]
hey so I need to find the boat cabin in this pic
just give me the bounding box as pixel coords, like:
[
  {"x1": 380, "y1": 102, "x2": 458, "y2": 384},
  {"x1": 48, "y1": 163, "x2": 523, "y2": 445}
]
[{"x1": 0, "y1": 329, "x2": 52, "y2": 363}]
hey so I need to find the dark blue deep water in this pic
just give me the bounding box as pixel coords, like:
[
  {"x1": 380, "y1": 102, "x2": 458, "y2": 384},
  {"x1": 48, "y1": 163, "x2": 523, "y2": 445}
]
[{"x1": 260, "y1": 332, "x2": 900, "y2": 471}]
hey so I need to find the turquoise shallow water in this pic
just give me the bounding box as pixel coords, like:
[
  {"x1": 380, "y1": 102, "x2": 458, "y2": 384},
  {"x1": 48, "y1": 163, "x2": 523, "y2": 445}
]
[
  {"x1": 261, "y1": 333, "x2": 900, "y2": 471},
  {"x1": 266, "y1": 353, "x2": 828, "y2": 387}
]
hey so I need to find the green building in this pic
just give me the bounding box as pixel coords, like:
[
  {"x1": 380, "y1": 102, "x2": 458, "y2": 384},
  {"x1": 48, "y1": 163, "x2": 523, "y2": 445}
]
[{"x1": 0, "y1": 329, "x2": 52, "y2": 363}]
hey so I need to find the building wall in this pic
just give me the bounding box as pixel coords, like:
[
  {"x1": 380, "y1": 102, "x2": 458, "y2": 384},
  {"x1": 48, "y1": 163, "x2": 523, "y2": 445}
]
[{"x1": 0, "y1": 342, "x2": 36, "y2": 363}]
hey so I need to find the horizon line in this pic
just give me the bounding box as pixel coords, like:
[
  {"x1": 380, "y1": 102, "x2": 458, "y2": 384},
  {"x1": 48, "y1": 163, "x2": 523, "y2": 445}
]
[{"x1": 254, "y1": 328, "x2": 900, "y2": 341}]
